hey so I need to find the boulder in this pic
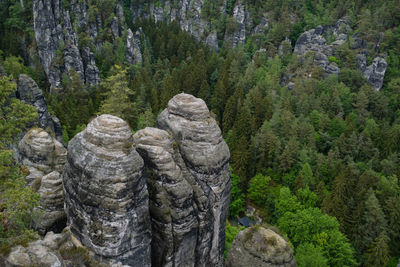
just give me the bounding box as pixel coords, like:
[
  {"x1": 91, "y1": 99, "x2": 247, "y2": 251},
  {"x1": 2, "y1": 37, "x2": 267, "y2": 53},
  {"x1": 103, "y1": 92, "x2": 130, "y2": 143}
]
[{"x1": 225, "y1": 226, "x2": 296, "y2": 267}]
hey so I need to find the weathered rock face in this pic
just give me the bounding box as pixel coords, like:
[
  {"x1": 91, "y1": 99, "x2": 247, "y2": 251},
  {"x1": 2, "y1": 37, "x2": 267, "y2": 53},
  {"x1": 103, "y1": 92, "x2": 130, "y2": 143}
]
[
  {"x1": 17, "y1": 128, "x2": 67, "y2": 234},
  {"x1": 17, "y1": 74, "x2": 63, "y2": 142},
  {"x1": 33, "y1": 0, "x2": 100, "y2": 90},
  {"x1": 134, "y1": 127, "x2": 198, "y2": 267},
  {"x1": 126, "y1": 28, "x2": 143, "y2": 65},
  {"x1": 63, "y1": 114, "x2": 151, "y2": 266},
  {"x1": 293, "y1": 18, "x2": 387, "y2": 89},
  {"x1": 225, "y1": 1, "x2": 247, "y2": 46},
  {"x1": 139, "y1": 93, "x2": 230, "y2": 266},
  {"x1": 225, "y1": 226, "x2": 296, "y2": 267},
  {"x1": 357, "y1": 55, "x2": 387, "y2": 90}
]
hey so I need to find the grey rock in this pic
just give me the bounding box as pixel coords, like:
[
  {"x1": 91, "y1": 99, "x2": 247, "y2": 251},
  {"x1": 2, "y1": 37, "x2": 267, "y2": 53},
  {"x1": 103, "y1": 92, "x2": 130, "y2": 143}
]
[
  {"x1": 326, "y1": 63, "x2": 340, "y2": 75},
  {"x1": 18, "y1": 128, "x2": 66, "y2": 184},
  {"x1": 352, "y1": 37, "x2": 367, "y2": 50},
  {"x1": 81, "y1": 47, "x2": 100, "y2": 87},
  {"x1": 26, "y1": 241, "x2": 64, "y2": 267},
  {"x1": 356, "y1": 53, "x2": 367, "y2": 72},
  {"x1": 294, "y1": 28, "x2": 330, "y2": 56},
  {"x1": 35, "y1": 171, "x2": 66, "y2": 235},
  {"x1": 134, "y1": 127, "x2": 198, "y2": 267},
  {"x1": 111, "y1": 16, "x2": 120, "y2": 39},
  {"x1": 362, "y1": 56, "x2": 387, "y2": 90},
  {"x1": 225, "y1": 2, "x2": 246, "y2": 46},
  {"x1": 17, "y1": 74, "x2": 63, "y2": 142},
  {"x1": 33, "y1": 0, "x2": 96, "y2": 90},
  {"x1": 17, "y1": 128, "x2": 67, "y2": 234},
  {"x1": 126, "y1": 28, "x2": 143, "y2": 65},
  {"x1": 157, "y1": 93, "x2": 231, "y2": 266},
  {"x1": 5, "y1": 242, "x2": 64, "y2": 267},
  {"x1": 63, "y1": 114, "x2": 151, "y2": 266},
  {"x1": 206, "y1": 30, "x2": 219, "y2": 51},
  {"x1": 33, "y1": 0, "x2": 63, "y2": 89},
  {"x1": 252, "y1": 16, "x2": 268, "y2": 35},
  {"x1": 5, "y1": 246, "x2": 31, "y2": 267},
  {"x1": 225, "y1": 227, "x2": 296, "y2": 267}
]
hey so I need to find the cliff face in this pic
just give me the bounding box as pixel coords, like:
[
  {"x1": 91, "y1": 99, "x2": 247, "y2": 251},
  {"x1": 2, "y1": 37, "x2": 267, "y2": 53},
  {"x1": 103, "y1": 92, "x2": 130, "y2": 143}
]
[
  {"x1": 62, "y1": 114, "x2": 151, "y2": 266},
  {"x1": 33, "y1": 0, "x2": 100, "y2": 90},
  {"x1": 134, "y1": 93, "x2": 231, "y2": 266},
  {"x1": 293, "y1": 18, "x2": 387, "y2": 90},
  {"x1": 17, "y1": 74, "x2": 63, "y2": 142}
]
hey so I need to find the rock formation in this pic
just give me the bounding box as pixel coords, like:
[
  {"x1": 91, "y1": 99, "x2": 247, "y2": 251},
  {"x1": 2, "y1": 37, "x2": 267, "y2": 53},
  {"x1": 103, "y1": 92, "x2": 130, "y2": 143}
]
[
  {"x1": 33, "y1": 0, "x2": 100, "y2": 90},
  {"x1": 5, "y1": 229, "x2": 105, "y2": 267},
  {"x1": 293, "y1": 18, "x2": 387, "y2": 89},
  {"x1": 62, "y1": 114, "x2": 151, "y2": 266},
  {"x1": 126, "y1": 28, "x2": 143, "y2": 65},
  {"x1": 134, "y1": 127, "x2": 198, "y2": 267},
  {"x1": 17, "y1": 128, "x2": 67, "y2": 234},
  {"x1": 134, "y1": 93, "x2": 231, "y2": 266},
  {"x1": 356, "y1": 54, "x2": 387, "y2": 90},
  {"x1": 17, "y1": 74, "x2": 63, "y2": 142},
  {"x1": 225, "y1": 226, "x2": 296, "y2": 267}
]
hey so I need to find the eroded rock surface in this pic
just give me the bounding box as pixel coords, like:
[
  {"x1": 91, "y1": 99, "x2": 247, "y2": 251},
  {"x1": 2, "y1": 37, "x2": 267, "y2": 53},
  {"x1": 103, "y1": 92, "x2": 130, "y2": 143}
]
[
  {"x1": 17, "y1": 128, "x2": 67, "y2": 234},
  {"x1": 63, "y1": 114, "x2": 151, "y2": 266},
  {"x1": 126, "y1": 28, "x2": 143, "y2": 65},
  {"x1": 225, "y1": 226, "x2": 296, "y2": 267},
  {"x1": 134, "y1": 127, "x2": 198, "y2": 267},
  {"x1": 17, "y1": 74, "x2": 63, "y2": 142},
  {"x1": 134, "y1": 93, "x2": 231, "y2": 266}
]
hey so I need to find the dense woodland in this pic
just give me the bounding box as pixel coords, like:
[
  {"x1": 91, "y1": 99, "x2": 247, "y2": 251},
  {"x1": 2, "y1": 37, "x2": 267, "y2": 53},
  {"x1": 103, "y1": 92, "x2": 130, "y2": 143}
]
[{"x1": 1, "y1": 0, "x2": 400, "y2": 266}]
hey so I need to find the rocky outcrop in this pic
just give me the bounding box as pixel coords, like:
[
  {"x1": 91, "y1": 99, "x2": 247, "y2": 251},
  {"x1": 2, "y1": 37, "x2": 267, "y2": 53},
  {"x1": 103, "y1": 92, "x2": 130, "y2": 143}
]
[
  {"x1": 33, "y1": 0, "x2": 99, "y2": 90},
  {"x1": 293, "y1": 18, "x2": 388, "y2": 89},
  {"x1": 225, "y1": 226, "x2": 296, "y2": 267},
  {"x1": 293, "y1": 18, "x2": 352, "y2": 77},
  {"x1": 150, "y1": 93, "x2": 231, "y2": 266},
  {"x1": 126, "y1": 28, "x2": 143, "y2": 65},
  {"x1": 17, "y1": 74, "x2": 63, "y2": 142},
  {"x1": 81, "y1": 47, "x2": 101, "y2": 87},
  {"x1": 134, "y1": 127, "x2": 198, "y2": 267},
  {"x1": 5, "y1": 229, "x2": 106, "y2": 267},
  {"x1": 356, "y1": 55, "x2": 387, "y2": 90},
  {"x1": 17, "y1": 128, "x2": 67, "y2": 234},
  {"x1": 225, "y1": 2, "x2": 247, "y2": 46},
  {"x1": 63, "y1": 114, "x2": 151, "y2": 266}
]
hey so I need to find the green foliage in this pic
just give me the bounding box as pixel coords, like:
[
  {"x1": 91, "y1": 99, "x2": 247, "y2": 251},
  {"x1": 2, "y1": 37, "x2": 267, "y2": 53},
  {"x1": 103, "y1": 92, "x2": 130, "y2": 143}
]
[
  {"x1": 224, "y1": 221, "x2": 244, "y2": 258},
  {"x1": 0, "y1": 76, "x2": 39, "y2": 255},
  {"x1": 248, "y1": 174, "x2": 271, "y2": 206},
  {"x1": 98, "y1": 65, "x2": 136, "y2": 125},
  {"x1": 229, "y1": 170, "x2": 245, "y2": 217},
  {"x1": 295, "y1": 243, "x2": 329, "y2": 267}
]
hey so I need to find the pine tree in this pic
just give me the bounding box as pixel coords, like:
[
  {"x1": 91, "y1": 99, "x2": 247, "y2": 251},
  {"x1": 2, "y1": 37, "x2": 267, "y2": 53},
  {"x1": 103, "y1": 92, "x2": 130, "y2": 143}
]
[
  {"x1": 98, "y1": 65, "x2": 136, "y2": 125},
  {"x1": 357, "y1": 190, "x2": 389, "y2": 262}
]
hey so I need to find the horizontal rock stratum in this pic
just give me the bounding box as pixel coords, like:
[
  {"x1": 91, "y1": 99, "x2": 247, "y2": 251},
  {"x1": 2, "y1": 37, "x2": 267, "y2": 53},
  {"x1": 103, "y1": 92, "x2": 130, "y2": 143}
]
[
  {"x1": 134, "y1": 93, "x2": 231, "y2": 267},
  {"x1": 60, "y1": 94, "x2": 230, "y2": 266},
  {"x1": 62, "y1": 114, "x2": 151, "y2": 266}
]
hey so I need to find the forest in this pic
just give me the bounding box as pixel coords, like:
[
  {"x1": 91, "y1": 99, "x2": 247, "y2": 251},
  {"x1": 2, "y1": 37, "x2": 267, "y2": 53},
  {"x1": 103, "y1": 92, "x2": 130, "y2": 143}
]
[{"x1": 1, "y1": 0, "x2": 400, "y2": 266}]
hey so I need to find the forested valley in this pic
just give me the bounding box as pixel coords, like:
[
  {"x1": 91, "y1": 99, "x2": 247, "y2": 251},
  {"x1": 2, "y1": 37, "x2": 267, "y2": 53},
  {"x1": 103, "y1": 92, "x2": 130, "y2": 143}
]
[{"x1": 1, "y1": 0, "x2": 400, "y2": 266}]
